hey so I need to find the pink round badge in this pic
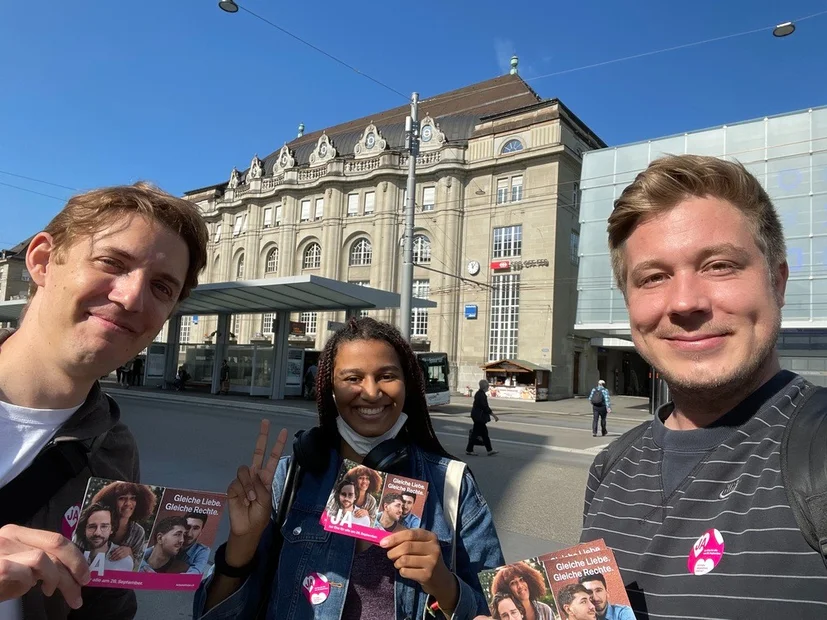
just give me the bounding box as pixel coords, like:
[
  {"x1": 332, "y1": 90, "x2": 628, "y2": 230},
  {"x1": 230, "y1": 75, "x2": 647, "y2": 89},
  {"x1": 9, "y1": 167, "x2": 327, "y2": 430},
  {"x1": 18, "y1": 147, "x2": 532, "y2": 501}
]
[
  {"x1": 61, "y1": 504, "x2": 81, "y2": 540},
  {"x1": 687, "y1": 528, "x2": 725, "y2": 575},
  {"x1": 302, "y1": 572, "x2": 330, "y2": 605}
]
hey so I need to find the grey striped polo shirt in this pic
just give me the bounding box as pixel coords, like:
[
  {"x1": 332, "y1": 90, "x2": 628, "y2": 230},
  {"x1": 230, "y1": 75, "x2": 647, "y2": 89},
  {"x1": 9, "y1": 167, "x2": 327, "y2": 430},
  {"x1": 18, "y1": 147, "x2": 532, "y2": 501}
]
[{"x1": 581, "y1": 371, "x2": 827, "y2": 619}]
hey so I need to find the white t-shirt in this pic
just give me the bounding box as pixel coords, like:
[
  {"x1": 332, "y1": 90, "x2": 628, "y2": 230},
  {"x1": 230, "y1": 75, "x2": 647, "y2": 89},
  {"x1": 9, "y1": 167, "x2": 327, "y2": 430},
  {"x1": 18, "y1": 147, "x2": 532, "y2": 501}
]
[
  {"x1": 0, "y1": 398, "x2": 82, "y2": 620},
  {"x1": 84, "y1": 543, "x2": 135, "y2": 573}
]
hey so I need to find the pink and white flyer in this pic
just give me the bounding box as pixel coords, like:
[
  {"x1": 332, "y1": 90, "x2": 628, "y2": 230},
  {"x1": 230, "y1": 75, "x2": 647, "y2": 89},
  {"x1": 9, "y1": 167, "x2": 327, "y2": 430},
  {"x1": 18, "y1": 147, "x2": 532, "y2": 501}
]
[
  {"x1": 319, "y1": 459, "x2": 429, "y2": 545},
  {"x1": 67, "y1": 477, "x2": 227, "y2": 591}
]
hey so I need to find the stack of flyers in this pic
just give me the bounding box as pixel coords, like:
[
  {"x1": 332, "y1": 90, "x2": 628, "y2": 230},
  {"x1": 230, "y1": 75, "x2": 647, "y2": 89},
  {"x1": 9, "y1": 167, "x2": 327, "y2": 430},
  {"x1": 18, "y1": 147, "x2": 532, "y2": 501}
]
[
  {"x1": 320, "y1": 459, "x2": 429, "y2": 545},
  {"x1": 66, "y1": 477, "x2": 227, "y2": 591},
  {"x1": 477, "y1": 539, "x2": 636, "y2": 620}
]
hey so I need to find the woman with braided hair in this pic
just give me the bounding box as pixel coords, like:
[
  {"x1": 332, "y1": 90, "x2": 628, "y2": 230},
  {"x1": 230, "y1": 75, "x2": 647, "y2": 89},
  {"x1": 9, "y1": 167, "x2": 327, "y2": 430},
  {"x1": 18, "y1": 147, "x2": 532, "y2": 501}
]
[{"x1": 196, "y1": 317, "x2": 504, "y2": 620}]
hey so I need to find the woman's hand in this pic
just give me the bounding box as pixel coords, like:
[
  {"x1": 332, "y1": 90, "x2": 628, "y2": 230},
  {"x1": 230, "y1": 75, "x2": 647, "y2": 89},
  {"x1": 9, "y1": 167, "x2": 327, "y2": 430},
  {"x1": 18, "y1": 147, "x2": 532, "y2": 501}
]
[
  {"x1": 381, "y1": 529, "x2": 458, "y2": 613},
  {"x1": 227, "y1": 420, "x2": 288, "y2": 542},
  {"x1": 354, "y1": 508, "x2": 368, "y2": 519},
  {"x1": 108, "y1": 545, "x2": 131, "y2": 562}
]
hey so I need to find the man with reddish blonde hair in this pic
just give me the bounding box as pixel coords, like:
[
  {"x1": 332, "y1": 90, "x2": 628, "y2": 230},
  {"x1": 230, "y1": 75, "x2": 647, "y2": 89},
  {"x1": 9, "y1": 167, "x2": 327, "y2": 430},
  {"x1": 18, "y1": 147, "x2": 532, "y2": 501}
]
[
  {"x1": 0, "y1": 182, "x2": 207, "y2": 619},
  {"x1": 582, "y1": 154, "x2": 827, "y2": 618}
]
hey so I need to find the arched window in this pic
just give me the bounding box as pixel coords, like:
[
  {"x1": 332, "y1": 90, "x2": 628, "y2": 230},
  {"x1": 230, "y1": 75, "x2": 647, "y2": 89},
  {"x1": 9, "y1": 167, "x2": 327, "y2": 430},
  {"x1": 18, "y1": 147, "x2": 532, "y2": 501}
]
[
  {"x1": 500, "y1": 139, "x2": 524, "y2": 155},
  {"x1": 412, "y1": 234, "x2": 431, "y2": 264},
  {"x1": 265, "y1": 247, "x2": 278, "y2": 273},
  {"x1": 303, "y1": 242, "x2": 321, "y2": 269},
  {"x1": 235, "y1": 254, "x2": 245, "y2": 280},
  {"x1": 349, "y1": 238, "x2": 372, "y2": 266}
]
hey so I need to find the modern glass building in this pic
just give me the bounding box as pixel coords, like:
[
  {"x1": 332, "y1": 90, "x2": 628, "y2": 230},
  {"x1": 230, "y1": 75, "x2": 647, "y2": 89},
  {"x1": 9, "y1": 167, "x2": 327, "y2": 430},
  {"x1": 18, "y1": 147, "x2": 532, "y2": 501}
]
[{"x1": 576, "y1": 106, "x2": 827, "y2": 393}]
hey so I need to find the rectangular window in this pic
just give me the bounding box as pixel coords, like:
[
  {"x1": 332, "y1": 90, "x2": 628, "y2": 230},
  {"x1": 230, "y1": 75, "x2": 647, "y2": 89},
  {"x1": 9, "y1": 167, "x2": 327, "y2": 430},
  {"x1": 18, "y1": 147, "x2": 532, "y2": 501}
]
[
  {"x1": 492, "y1": 225, "x2": 522, "y2": 259},
  {"x1": 497, "y1": 178, "x2": 509, "y2": 205},
  {"x1": 300, "y1": 311, "x2": 317, "y2": 336},
  {"x1": 262, "y1": 312, "x2": 275, "y2": 334},
  {"x1": 233, "y1": 214, "x2": 243, "y2": 236},
  {"x1": 263, "y1": 207, "x2": 273, "y2": 228},
  {"x1": 241, "y1": 213, "x2": 248, "y2": 233},
  {"x1": 300, "y1": 199, "x2": 311, "y2": 222},
  {"x1": 422, "y1": 186, "x2": 435, "y2": 212},
  {"x1": 489, "y1": 274, "x2": 520, "y2": 361},
  {"x1": 347, "y1": 193, "x2": 360, "y2": 217},
  {"x1": 275, "y1": 205, "x2": 283, "y2": 225},
  {"x1": 511, "y1": 175, "x2": 523, "y2": 203},
  {"x1": 570, "y1": 231, "x2": 580, "y2": 266},
  {"x1": 179, "y1": 316, "x2": 192, "y2": 344},
  {"x1": 411, "y1": 279, "x2": 430, "y2": 337},
  {"x1": 314, "y1": 198, "x2": 324, "y2": 220},
  {"x1": 230, "y1": 315, "x2": 238, "y2": 338},
  {"x1": 214, "y1": 223, "x2": 222, "y2": 243},
  {"x1": 572, "y1": 181, "x2": 580, "y2": 210},
  {"x1": 364, "y1": 191, "x2": 375, "y2": 215}
]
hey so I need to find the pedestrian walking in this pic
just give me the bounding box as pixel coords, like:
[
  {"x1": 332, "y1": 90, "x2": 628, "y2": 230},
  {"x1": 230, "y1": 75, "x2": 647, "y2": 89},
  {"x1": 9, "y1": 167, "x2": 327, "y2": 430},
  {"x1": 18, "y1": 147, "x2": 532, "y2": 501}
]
[
  {"x1": 303, "y1": 362, "x2": 318, "y2": 400},
  {"x1": 466, "y1": 379, "x2": 499, "y2": 456},
  {"x1": 120, "y1": 359, "x2": 133, "y2": 388},
  {"x1": 130, "y1": 356, "x2": 143, "y2": 387},
  {"x1": 219, "y1": 359, "x2": 230, "y2": 395},
  {"x1": 588, "y1": 379, "x2": 611, "y2": 437},
  {"x1": 174, "y1": 364, "x2": 191, "y2": 391}
]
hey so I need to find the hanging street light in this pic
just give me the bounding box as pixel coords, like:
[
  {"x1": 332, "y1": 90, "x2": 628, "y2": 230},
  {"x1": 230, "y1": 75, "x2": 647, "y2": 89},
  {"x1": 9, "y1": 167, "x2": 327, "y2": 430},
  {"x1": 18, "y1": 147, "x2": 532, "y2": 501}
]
[
  {"x1": 218, "y1": 1, "x2": 239, "y2": 13},
  {"x1": 773, "y1": 21, "x2": 796, "y2": 37}
]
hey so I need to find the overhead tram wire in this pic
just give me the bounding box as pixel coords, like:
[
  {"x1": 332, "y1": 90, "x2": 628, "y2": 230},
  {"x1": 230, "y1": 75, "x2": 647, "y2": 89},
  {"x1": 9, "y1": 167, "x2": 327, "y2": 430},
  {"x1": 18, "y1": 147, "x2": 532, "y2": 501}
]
[
  {"x1": 4, "y1": 8, "x2": 827, "y2": 205},
  {"x1": 0, "y1": 170, "x2": 78, "y2": 193},
  {"x1": 235, "y1": 5, "x2": 408, "y2": 101},
  {"x1": 0, "y1": 181, "x2": 69, "y2": 202}
]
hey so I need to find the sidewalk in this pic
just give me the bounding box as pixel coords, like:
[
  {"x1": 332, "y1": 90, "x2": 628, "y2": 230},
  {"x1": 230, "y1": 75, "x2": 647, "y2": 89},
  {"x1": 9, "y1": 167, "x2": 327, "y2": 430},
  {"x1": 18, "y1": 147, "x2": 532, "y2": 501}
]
[
  {"x1": 450, "y1": 391, "x2": 652, "y2": 423},
  {"x1": 102, "y1": 380, "x2": 652, "y2": 423}
]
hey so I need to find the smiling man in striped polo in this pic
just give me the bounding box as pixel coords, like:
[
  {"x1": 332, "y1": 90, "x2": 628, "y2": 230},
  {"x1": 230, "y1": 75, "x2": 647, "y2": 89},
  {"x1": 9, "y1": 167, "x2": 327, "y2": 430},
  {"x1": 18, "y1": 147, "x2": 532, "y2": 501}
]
[{"x1": 581, "y1": 155, "x2": 827, "y2": 618}]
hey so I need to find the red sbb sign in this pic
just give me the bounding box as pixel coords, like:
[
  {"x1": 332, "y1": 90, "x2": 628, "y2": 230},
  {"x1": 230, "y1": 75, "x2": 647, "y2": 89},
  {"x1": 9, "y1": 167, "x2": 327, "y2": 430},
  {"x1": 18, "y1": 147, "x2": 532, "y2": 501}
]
[{"x1": 490, "y1": 260, "x2": 511, "y2": 270}]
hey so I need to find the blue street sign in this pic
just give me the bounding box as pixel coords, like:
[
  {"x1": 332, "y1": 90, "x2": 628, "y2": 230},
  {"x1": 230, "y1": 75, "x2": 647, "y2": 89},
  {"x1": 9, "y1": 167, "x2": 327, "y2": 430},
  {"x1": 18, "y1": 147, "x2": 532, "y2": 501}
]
[{"x1": 464, "y1": 304, "x2": 478, "y2": 319}]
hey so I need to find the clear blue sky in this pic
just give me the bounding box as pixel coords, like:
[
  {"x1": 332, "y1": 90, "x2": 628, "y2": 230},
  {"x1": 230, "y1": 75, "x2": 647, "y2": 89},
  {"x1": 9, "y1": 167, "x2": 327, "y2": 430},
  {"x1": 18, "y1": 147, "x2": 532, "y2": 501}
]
[{"x1": 1, "y1": 0, "x2": 825, "y2": 247}]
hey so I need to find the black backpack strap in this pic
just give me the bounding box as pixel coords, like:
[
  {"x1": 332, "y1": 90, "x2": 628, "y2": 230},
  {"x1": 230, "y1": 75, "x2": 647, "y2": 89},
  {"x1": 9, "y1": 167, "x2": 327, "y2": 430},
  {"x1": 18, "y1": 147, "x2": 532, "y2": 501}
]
[
  {"x1": 781, "y1": 384, "x2": 827, "y2": 568},
  {"x1": 0, "y1": 437, "x2": 99, "y2": 527},
  {"x1": 595, "y1": 421, "x2": 650, "y2": 485}
]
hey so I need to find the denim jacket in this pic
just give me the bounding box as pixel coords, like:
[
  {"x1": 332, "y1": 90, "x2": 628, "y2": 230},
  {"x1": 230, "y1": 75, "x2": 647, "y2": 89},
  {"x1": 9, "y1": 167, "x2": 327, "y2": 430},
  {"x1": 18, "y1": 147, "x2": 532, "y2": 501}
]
[{"x1": 193, "y1": 444, "x2": 504, "y2": 619}]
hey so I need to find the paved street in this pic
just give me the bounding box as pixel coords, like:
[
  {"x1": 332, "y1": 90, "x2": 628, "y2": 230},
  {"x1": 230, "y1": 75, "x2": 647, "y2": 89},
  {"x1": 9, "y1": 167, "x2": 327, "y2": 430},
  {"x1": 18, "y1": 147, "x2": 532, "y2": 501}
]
[{"x1": 108, "y1": 389, "x2": 645, "y2": 618}]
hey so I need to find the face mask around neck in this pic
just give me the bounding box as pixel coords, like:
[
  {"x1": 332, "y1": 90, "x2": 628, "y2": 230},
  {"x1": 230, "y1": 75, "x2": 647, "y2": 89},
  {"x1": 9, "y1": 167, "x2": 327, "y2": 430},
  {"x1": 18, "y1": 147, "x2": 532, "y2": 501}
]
[{"x1": 336, "y1": 412, "x2": 409, "y2": 457}]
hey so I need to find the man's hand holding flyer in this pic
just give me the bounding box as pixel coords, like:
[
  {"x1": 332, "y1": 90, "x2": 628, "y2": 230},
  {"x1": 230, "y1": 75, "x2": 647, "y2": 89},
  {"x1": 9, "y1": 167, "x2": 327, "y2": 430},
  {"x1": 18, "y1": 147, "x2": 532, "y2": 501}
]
[
  {"x1": 320, "y1": 459, "x2": 429, "y2": 545},
  {"x1": 67, "y1": 477, "x2": 227, "y2": 591},
  {"x1": 478, "y1": 540, "x2": 636, "y2": 619}
]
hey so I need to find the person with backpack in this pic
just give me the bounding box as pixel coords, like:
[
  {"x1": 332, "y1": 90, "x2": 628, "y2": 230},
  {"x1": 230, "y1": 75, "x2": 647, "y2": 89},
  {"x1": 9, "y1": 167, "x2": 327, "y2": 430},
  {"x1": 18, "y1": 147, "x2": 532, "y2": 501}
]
[
  {"x1": 580, "y1": 155, "x2": 827, "y2": 618},
  {"x1": 466, "y1": 379, "x2": 499, "y2": 456},
  {"x1": 587, "y1": 380, "x2": 611, "y2": 437},
  {"x1": 0, "y1": 183, "x2": 208, "y2": 619}
]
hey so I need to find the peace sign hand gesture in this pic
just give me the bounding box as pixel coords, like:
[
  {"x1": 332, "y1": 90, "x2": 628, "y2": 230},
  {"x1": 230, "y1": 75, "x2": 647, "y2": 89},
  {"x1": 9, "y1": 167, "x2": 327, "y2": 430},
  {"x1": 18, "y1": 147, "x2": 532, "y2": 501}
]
[{"x1": 227, "y1": 420, "x2": 288, "y2": 541}]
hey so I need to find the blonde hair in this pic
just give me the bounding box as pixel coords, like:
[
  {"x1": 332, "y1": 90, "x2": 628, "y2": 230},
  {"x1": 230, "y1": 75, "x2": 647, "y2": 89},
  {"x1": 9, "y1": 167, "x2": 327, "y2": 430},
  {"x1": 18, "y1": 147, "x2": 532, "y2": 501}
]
[
  {"x1": 608, "y1": 154, "x2": 786, "y2": 293},
  {"x1": 35, "y1": 182, "x2": 208, "y2": 300}
]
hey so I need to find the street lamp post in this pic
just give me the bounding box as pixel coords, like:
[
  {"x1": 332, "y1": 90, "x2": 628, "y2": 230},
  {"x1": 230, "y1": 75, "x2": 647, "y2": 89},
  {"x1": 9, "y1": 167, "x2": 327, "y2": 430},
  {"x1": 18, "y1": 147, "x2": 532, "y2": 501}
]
[{"x1": 399, "y1": 93, "x2": 420, "y2": 342}]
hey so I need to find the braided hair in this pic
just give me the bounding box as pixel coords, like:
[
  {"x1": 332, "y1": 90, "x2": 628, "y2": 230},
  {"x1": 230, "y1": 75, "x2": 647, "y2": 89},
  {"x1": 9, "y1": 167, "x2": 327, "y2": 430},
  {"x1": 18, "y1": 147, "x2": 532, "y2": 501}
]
[{"x1": 316, "y1": 317, "x2": 450, "y2": 458}]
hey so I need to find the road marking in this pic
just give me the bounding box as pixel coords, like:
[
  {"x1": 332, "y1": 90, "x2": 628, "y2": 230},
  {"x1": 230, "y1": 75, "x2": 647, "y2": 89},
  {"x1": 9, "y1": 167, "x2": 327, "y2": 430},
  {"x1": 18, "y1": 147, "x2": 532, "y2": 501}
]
[
  {"x1": 438, "y1": 431, "x2": 607, "y2": 456},
  {"x1": 116, "y1": 392, "x2": 316, "y2": 417},
  {"x1": 437, "y1": 419, "x2": 630, "y2": 437},
  {"x1": 432, "y1": 411, "x2": 647, "y2": 425}
]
